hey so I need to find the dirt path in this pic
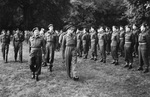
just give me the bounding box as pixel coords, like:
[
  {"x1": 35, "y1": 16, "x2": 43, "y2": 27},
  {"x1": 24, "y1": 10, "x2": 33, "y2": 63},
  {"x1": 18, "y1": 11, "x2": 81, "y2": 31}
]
[{"x1": 0, "y1": 43, "x2": 150, "y2": 97}]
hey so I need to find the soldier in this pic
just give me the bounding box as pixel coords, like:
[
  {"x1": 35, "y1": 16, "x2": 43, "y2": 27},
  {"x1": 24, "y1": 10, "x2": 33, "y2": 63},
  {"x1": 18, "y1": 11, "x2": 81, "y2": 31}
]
[
  {"x1": 137, "y1": 23, "x2": 150, "y2": 73},
  {"x1": 119, "y1": 26, "x2": 125, "y2": 57},
  {"x1": 82, "y1": 28, "x2": 90, "y2": 59},
  {"x1": 29, "y1": 29, "x2": 45, "y2": 81},
  {"x1": 132, "y1": 24, "x2": 139, "y2": 57},
  {"x1": 76, "y1": 29, "x2": 82, "y2": 57},
  {"x1": 0, "y1": 30, "x2": 10, "y2": 63},
  {"x1": 59, "y1": 29, "x2": 67, "y2": 63},
  {"x1": 62, "y1": 25, "x2": 79, "y2": 81},
  {"x1": 124, "y1": 25, "x2": 135, "y2": 69},
  {"x1": 111, "y1": 26, "x2": 120, "y2": 65},
  {"x1": 39, "y1": 28, "x2": 47, "y2": 67},
  {"x1": 97, "y1": 27, "x2": 107, "y2": 63},
  {"x1": 45, "y1": 24, "x2": 56, "y2": 72},
  {"x1": 90, "y1": 27, "x2": 98, "y2": 61},
  {"x1": 105, "y1": 27, "x2": 112, "y2": 55},
  {"x1": 13, "y1": 29, "x2": 24, "y2": 62}
]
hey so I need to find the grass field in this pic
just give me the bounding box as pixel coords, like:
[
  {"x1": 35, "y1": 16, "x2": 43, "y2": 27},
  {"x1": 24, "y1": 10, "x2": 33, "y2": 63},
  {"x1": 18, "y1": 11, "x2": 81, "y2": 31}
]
[{"x1": 0, "y1": 42, "x2": 150, "y2": 97}]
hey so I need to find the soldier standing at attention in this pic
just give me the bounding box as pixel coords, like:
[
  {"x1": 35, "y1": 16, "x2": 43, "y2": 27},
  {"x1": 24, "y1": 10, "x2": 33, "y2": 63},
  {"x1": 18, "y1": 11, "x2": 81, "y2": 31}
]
[
  {"x1": 0, "y1": 30, "x2": 10, "y2": 63},
  {"x1": 82, "y1": 28, "x2": 89, "y2": 59},
  {"x1": 98, "y1": 27, "x2": 107, "y2": 63},
  {"x1": 132, "y1": 24, "x2": 139, "y2": 57},
  {"x1": 13, "y1": 29, "x2": 24, "y2": 62},
  {"x1": 90, "y1": 27, "x2": 98, "y2": 61},
  {"x1": 29, "y1": 29, "x2": 45, "y2": 81},
  {"x1": 124, "y1": 25, "x2": 135, "y2": 69},
  {"x1": 111, "y1": 26, "x2": 120, "y2": 65},
  {"x1": 105, "y1": 27, "x2": 112, "y2": 55},
  {"x1": 119, "y1": 26, "x2": 125, "y2": 57},
  {"x1": 137, "y1": 23, "x2": 150, "y2": 73},
  {"x1": 45, "y1": 24, "x2": 56, "y2": 72},
  {"x1": 62, "y1": 25, "x2": 79, "y2": 81},
  {"x1": 76, "y1": 29, "x2": 83, "y2": 57}
]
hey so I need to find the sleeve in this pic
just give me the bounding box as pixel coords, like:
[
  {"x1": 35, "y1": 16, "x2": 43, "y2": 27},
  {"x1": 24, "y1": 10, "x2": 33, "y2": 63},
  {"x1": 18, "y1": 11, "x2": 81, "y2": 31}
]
[
  {"x1": 12, "y1": 35, "x2": 15, "y2": 46},
  {"x1": 62, "y1": 35, "x2": 66, "y2": 50},
  {"x1": 146, "y1": 33, "x2": 150, "y2": 56},
  {"x1": 41, "y1": 38, "x2": 46, "y2": 54},
  {"x1": 29, "y1": 38, "x2": 31, "y2": 53}
]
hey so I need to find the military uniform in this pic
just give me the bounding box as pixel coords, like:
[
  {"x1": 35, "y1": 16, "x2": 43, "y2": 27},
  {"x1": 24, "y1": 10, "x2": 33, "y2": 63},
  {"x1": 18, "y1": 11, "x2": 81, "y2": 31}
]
[
  {"x1": 90, "y1": 32, "x2": 98, "y2": 60},
  {"x1": 111, "y1": 31, "x2": 120, "y2": 65},
  {"x1": 62, "y1": 32, "x2": 78, "y2": 80},
  {"x1": 82, "y1": 32, "x2": 90, "y2": 59},
  {"x1": 60, "y1": 32, "x2": 67, "y2": 62},
  {"x1": 76, "y1": 32, "x2": 82, "y2": 57},
  {"x1": 132, "y1": 29, "x2": 139, "y2": 57},
  {"x1": 45, "y1": 30, "x2": 56, "y2": 71},
  {"x1": 98, "y1": 31, "x2": 107, "y2": 63},
  {"x1": 119, "y1": 30, "x2": 125, "y2": 57},
  {"x1": 138, "y1": 30, "x2": 150, "y2": 73},
  {"x1": 29, "y1": 35, "x2": 45, "y2": 81},
  {"x1": 0, "y1": 32, "x2": 10, "y2": 63},
  {"x1": 124, "y1": 31, "x2": 135, "y2": 69},
  {"x1": 106, "y1": 31, "x2": 112, "y2": 55},
  {"x1": 13, "y1": 31, "x2": 24, "y2": 62}
]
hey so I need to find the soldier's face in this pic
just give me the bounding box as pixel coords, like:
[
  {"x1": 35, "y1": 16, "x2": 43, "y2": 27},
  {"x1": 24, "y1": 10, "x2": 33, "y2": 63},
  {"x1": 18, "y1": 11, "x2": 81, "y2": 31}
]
[
  {"x1": 125, "y1": 27, "x2": 130, "y2": 32},
  {"x1": 34, "y1": 30, "x2": 40, "y2": 37},
  {"x1": 141, "y1": 25, "x2": 145, "y2": 31},
  {"x1": 49, "y1": 26, "x2": 53, "y2": 31},
  {"x1": 133, "y1": 25, "x2": 136, "y2": 29},
  {"x1": 120, "y1": 27, "x2": 123, "y2": 30}
]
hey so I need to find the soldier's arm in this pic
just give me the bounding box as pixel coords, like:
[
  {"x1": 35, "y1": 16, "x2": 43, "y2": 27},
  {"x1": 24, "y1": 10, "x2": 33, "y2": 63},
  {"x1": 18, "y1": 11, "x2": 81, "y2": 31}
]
[
  {"x1": 28, "y1": 38, "x2": 31, "y2": 53},
  {"x1": 12, "y1": 35, "x2": 15, "y2": 46},
  {"x1": 41, "y1": 38, "x2": 46, "y2": 55},
  {"x1": 62, "y1": 35, "x2": 66, "y2": 50},
  {"x1": 146, "y1": 33, "x2": 150, "y2": 56}
]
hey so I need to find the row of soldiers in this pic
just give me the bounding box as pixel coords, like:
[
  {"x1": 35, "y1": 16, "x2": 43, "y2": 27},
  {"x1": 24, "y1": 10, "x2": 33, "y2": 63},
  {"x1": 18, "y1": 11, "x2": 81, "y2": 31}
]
[
  {"x1": 59, "y1": 23, "x2": 150, "y2": 75},
  {"x1": 0, "y1": 23, "x2": 150, "y2": 81}
]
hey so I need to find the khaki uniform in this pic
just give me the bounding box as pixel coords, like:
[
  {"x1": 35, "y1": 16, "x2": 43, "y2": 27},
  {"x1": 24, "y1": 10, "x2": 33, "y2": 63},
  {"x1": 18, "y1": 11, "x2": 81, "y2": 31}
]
[
  {"x1": 119, "y1": 30, "x2": 125, "y2": 57},
  {"x1": 132, "y1": 29, "x2": 139, "y2": 57},
  {"x1": 90, "y1": 32, "x2": 98, "y2": 60},
  {"x1": 62, "y1": 33, "x2": 78, "y2": 78},
  {"x1": 29, "y1": 35, "x2": 45, "y2": 76},
  {"x1": 45, "y1": 31, "x2": 56, "y2": 69},
  {"x1": 76, "y1": 32, "x2": 82, "y2": 57},
  {"x1": 111, "y1": 31, "x2": 120, "y2": 64},
  {"x1": 60, "y1": 32, "x2": 67, "y2": 62},
  {"x1": 0, "y1": 33, "x2": 10, "y2": 62},
  {"x1": 138, "y1": 31, "x2": 150, "y2": 71},
  {"x1": 106, "y1": 31, "x2": 112, "y2": 54},
  {"x1": 82, "y1": 33, "x2": 90, "y2": 59},
  {"x1": 13, "y1": 32, "x2": 24, "y2": 62},
  {"x1": 124, "y1": 31, "x2": 134, "y2": 65},
  {"x1": 98, "y1": 32, "x2": 107, "y2": 62}
]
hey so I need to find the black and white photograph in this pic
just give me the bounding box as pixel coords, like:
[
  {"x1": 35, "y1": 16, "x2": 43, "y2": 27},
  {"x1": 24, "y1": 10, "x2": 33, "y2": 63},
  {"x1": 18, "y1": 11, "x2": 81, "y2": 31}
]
[{"x1": 0, "y1": 0, "x2": 150, "y2": 97}]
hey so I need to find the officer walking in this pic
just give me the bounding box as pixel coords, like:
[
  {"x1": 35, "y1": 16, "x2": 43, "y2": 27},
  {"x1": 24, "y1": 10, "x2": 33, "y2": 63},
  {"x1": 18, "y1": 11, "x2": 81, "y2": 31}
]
[
  {"x1": 45, "y1": 24, "x2": 56, "y2": 72},
  {"x1": 29, "y1": 29, "x2": 45, "y2": 81},
  {"x1": 62, "y1": 25, "x2": 79, "y2": 81},
  {"x1": 105, "y1": 27, "x2": 112, "y2": 55},
  {"x1": 137, "y1": 23, "x2": 150, "y2": 73},
  {"x1": 13, "y1": 29, "x2": 24, "y2": 62},
  {"x1": 0, "y1": 30, "x2": 10, "y2": 63}
]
